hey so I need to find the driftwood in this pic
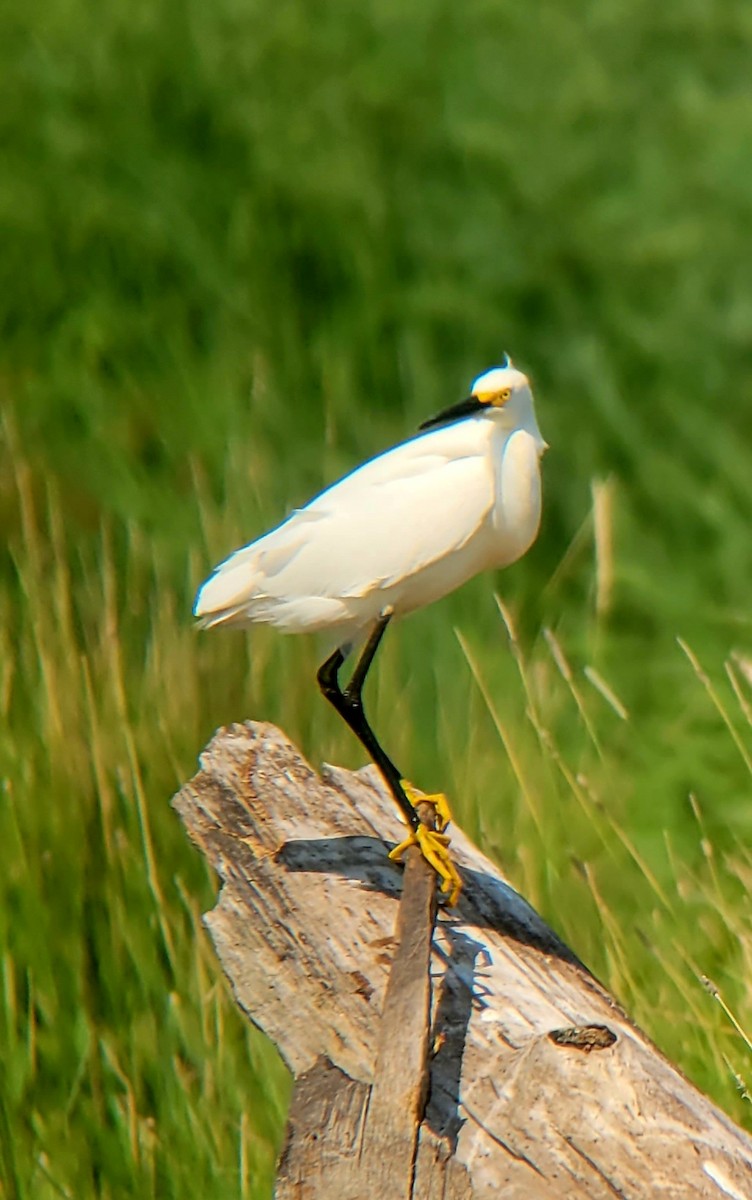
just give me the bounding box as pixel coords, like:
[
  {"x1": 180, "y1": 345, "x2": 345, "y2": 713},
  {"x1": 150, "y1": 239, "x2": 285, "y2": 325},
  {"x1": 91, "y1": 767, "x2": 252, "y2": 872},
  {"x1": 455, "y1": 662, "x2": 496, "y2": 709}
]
[{"x1": 173, "y1": 721, "x2": 752, "y2": 1199}]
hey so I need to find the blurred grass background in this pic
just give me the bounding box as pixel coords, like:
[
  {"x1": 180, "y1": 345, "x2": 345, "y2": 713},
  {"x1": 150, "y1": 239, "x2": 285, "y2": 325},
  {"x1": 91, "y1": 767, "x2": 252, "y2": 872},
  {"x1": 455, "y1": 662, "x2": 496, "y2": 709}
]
[{"x1": 3, "y1": 0, "x2": 752, "y2": 1194}]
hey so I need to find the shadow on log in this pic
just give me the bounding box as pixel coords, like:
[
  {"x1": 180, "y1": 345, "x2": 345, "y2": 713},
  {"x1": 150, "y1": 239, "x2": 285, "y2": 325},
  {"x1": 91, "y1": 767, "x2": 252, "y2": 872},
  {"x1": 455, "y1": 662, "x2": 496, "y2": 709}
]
[{"x1": 173, "y1": 721, "x2": 752, "y2": 1199}]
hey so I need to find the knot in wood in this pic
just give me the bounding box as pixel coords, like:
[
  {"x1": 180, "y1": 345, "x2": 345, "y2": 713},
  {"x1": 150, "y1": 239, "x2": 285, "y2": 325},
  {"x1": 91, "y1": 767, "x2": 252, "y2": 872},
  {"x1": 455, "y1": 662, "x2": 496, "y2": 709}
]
[{"x1": 548, "y1": 1024, "x2": 617, "y2": 1053}]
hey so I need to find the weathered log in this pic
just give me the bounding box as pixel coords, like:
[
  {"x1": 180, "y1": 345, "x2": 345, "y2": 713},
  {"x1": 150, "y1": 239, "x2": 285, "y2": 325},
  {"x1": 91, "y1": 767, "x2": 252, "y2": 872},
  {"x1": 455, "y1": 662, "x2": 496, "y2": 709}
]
[
  {"x1": 275, "y1": 830, "x2": 440, "y2": 1200},
  {"x1": 173, "y1": 721, "x2": 752, "y2": 1198}
]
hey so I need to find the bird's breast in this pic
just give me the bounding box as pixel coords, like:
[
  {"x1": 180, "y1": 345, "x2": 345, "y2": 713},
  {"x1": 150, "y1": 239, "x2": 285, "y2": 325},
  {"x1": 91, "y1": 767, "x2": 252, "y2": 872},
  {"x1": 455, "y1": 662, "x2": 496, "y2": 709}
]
[{"x1": 490, "y1": 429, "x2": 543, "y2": 566}]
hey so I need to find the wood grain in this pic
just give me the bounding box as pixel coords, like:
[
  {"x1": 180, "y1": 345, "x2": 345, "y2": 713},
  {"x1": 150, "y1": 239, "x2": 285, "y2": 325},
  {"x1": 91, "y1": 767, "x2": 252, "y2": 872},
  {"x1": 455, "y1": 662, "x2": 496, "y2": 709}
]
[
  {"x1": 356, "y1": 839, "x2": 437, "y2": 1198},
  {"x1": 173, "y1": 721, "x2": 752, "y2": 1198}
]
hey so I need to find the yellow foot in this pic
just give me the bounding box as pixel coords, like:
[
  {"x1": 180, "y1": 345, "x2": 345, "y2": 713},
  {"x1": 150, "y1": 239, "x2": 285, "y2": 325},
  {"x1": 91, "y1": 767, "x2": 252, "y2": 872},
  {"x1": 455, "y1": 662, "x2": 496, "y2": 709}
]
[
  {"x1": 388, "y1": 783, "x2": 462, "y2": 906},
  {"x1": 400, "y1": 781, "x2": 453, "y2": 833}
]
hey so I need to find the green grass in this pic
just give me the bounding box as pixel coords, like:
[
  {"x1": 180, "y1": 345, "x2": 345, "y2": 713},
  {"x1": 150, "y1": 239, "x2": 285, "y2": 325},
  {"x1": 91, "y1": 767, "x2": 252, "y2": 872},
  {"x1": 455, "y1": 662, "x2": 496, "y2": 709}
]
[{"x1": 4, "y1": 0, "x2": 752, "y2": 1193}]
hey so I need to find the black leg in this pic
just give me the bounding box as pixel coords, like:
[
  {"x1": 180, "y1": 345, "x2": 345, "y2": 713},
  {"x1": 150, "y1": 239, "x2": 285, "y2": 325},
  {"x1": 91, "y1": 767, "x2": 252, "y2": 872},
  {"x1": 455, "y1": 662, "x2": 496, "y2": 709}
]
[
  {"x1": 343, "y1": 614, "x2": 390, "y2": 700},
  {"x1": 317, "y1": 613, "x2": 419, "y2": 832}
]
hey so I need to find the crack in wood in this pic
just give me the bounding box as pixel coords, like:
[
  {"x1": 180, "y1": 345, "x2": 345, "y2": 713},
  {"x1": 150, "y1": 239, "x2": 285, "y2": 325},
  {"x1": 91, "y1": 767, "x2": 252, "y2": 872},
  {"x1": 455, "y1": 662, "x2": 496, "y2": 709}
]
[
  {"x1": 461, "y1": 1099, "x2": 546, "y2": 1176},
  {"x1": 563, "y1": 1135, "x2": 630, "y2": 1199}
]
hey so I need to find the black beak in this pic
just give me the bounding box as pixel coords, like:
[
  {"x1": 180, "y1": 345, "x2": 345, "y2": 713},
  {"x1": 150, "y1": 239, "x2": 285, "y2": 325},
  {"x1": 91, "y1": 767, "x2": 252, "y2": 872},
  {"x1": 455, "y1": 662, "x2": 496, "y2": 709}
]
[{"x1": 418, "y1": 395, "x2": 485, "y2": 432}]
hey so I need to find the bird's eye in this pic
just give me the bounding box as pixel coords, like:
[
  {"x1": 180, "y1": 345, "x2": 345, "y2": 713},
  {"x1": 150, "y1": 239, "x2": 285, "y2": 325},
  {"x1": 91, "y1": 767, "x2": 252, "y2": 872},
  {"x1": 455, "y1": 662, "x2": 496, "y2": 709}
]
[{"x1": 497, "y1": 388, "x2": 512, "y2": 404}]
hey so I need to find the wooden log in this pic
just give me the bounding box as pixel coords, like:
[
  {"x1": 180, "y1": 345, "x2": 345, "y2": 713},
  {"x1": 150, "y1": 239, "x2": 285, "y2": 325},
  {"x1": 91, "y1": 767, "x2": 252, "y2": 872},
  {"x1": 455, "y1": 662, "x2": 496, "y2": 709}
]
[
  {"x1": 173, "y1": 721, "x2": 752, "y2": 1199},
  {"x1": 277, "y1": 825, "x2": 439, "y2": 1199},
  {"x1": 354, "y1": 829, "x2": 437, "y2": 1198}
]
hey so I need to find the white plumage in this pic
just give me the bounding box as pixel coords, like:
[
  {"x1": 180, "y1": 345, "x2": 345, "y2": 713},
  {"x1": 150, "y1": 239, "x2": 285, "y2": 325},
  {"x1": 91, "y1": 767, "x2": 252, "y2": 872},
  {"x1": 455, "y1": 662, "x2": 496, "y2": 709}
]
[{"x1": 194, "y1": 361, "x2": 547, "y2": 645}]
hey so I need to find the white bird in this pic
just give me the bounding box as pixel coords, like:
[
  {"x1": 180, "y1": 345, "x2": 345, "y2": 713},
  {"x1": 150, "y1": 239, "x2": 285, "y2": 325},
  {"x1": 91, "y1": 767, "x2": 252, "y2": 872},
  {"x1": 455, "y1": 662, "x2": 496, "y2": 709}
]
[{"x1": 195, "y1": 356, "x2": 547, "y2": 903}]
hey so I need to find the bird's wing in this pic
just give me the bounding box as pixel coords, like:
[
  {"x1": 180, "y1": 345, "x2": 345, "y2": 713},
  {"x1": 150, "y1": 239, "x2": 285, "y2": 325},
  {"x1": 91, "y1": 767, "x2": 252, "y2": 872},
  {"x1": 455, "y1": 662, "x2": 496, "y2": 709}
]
[
  {"x1": 260, "y1": 440, "x2": 494, "y2": 600},
  {"x1": 194, "y1": 424, "x2": 494, "y2": 620}
]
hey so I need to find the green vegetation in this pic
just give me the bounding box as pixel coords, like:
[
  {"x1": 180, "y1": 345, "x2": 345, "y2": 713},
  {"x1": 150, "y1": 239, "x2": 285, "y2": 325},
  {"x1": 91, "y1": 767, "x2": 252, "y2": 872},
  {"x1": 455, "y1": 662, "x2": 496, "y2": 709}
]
[{"x1": 3, "y1": 0, "x2": 752, "y2": 1194}]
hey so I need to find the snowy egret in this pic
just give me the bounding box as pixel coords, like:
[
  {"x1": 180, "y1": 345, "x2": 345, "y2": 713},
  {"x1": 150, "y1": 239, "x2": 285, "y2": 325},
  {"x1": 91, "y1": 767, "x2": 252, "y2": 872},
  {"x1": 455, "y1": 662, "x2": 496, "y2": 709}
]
[{"x1": 194, "y1": 355, "x2": 547, "y2": 903}]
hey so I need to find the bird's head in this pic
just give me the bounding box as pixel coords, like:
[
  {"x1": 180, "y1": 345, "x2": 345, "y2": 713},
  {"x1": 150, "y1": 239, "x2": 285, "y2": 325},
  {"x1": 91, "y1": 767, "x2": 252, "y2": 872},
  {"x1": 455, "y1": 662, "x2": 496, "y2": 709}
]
[{"x1": 419, "y1": 354, "x2": 545, "y2": 448}]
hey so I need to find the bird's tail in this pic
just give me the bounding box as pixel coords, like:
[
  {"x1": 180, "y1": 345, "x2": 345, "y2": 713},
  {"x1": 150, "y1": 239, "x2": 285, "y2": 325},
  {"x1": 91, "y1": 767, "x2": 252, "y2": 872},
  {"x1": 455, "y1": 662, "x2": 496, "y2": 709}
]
[{"x1": 193, "y1": 547, "x2": 262, "y2": 628}]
